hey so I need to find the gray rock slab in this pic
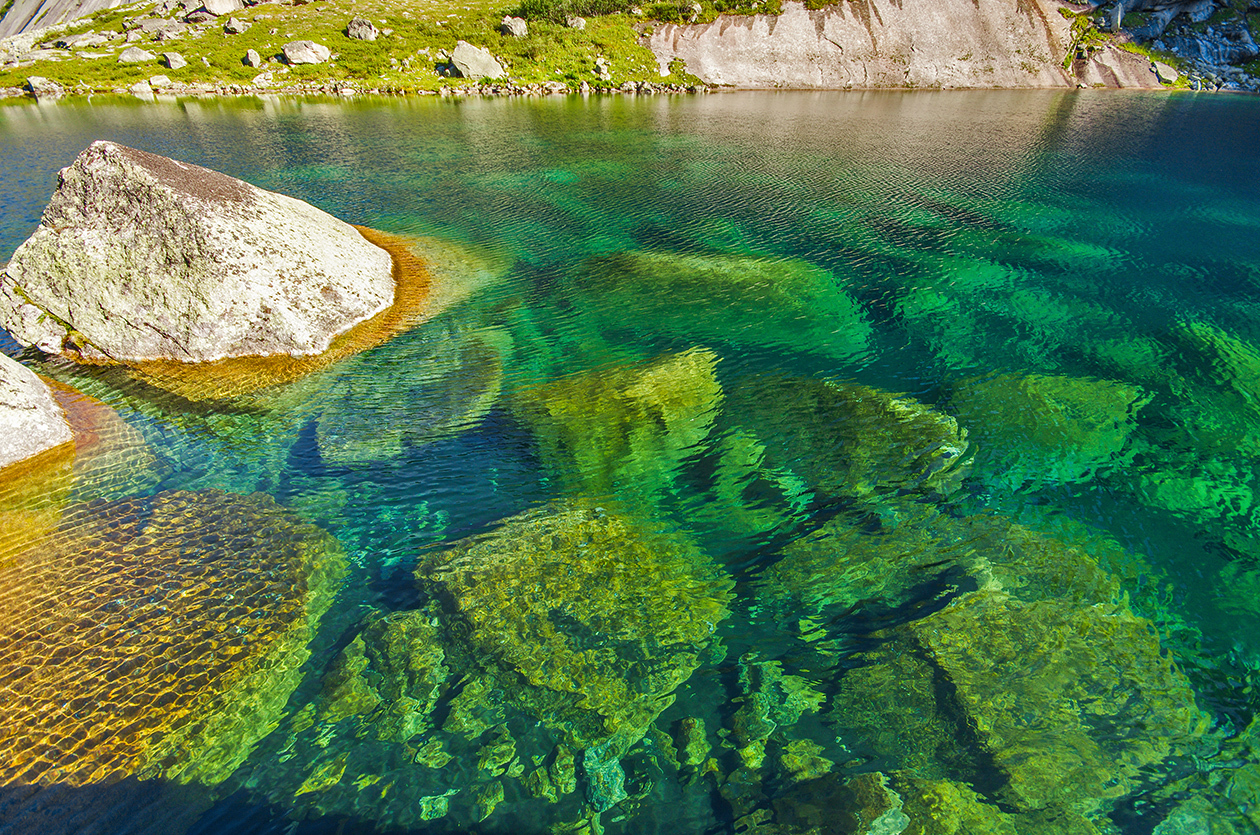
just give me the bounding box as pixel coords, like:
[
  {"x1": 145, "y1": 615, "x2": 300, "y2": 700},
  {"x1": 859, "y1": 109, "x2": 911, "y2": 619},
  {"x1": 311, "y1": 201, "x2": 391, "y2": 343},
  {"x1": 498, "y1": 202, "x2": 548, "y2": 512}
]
[
  {"x1": 223, "y1": 16, "x2": 248, "y2": 34},
  {"x1": 0, "y1": 352, "x2": 72, "y2": 470},
  {"x1": 500, "y1": 15, "x2": 527, "y2": 37},
  {"x1": 201, "y1": 0, "x2": 243, "y2": 16},
  {"x1": 0, "y1": 141, "x2": 395, "y2": 364},
  {"x1": 117, "y1": 45, "x2": 155, "y2": 62},
  {"x1": 1153, "y1": 59, "x2": 1179, "y2": 83},
  {"x1": 282, "y1": 39, "x2": 330, "y2": 64},
  {"x1": 451, "y1": 40, "x2": 504, "y2": 79},
  {"x1": 346, "y1": 16, "x2": 377, "y2": 40},
  {"x1": 163, "y1": 51, "x2": 187, "y2": 68}
]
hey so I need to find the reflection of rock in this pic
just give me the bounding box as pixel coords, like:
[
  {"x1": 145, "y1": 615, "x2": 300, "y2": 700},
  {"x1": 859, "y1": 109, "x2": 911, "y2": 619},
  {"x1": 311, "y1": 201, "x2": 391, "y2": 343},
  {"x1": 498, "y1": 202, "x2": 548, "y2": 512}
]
[
  {"x1": 1, "y1": 141, "x2": 393, "y2": 364},
  {"x1": 417, "y1": 503, "x2": 733, "y2": 752},
  {"x1": 573, "y1": 250, "x2": 871, "y2": 362},
  {"x1": 0, "y1": 490, "x2": 345, "y2": 787},
  {"x1": 726, "y1": 375, "x2": 971, "y2": 503},
  {"x1": 316, "y1": 326, "x2": 510, "y2": 466},
  {"x1": 513, "y1": 348, "x2": 723, "y2": 497},
  {"x1": 0, "y1": 351, "x2": 71, "y2": 469},
  {"x1": 950, "y1": 372, "x2": 1148, "y2": 488}
]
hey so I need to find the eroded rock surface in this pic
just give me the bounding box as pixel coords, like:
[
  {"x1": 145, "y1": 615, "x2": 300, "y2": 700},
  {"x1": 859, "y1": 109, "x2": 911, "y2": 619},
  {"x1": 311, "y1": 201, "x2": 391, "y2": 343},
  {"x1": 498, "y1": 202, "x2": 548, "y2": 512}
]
[{"x1": 0, "y1": 141, "x2": 394, "y2": 364}]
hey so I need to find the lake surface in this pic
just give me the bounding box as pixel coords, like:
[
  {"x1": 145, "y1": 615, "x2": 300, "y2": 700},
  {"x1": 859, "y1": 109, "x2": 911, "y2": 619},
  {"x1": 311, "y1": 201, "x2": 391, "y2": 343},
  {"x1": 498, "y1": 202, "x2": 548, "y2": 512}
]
[{"x1": 2, "y1": 90, "x2": 1260, "y2": 835}]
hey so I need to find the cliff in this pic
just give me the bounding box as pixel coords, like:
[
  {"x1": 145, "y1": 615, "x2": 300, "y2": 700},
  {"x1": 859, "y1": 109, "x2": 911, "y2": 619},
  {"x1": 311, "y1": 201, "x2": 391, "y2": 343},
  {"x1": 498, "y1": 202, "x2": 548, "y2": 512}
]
[
  {"x1": 648, "y1": 0, "x2": 1161, "y2": 89},
  {"x1": 0, "y1": 0, "x2": 123, "y2": 39}
]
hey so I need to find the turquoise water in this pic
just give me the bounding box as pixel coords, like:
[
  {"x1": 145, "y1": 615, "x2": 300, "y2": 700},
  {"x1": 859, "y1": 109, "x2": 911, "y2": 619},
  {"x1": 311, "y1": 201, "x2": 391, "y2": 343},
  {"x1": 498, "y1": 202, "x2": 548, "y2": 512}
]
[{"x1": 2, "y1": 90, "x2": 1260, "y2": 834}]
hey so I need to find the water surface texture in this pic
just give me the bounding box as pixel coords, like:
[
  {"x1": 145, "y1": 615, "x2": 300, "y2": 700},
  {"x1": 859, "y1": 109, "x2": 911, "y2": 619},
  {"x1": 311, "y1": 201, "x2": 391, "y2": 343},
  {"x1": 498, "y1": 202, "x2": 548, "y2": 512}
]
[{"x1": 2, "y1": 90, "x2": 1260, "y2": 835}]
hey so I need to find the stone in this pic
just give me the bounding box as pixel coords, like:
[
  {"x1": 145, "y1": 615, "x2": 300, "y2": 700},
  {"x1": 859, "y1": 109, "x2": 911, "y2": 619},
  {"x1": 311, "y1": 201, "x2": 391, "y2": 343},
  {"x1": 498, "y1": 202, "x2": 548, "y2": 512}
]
[
  {"x1": 23, "y1": 75, "x2": 62, "y2": 100},
  {"x1": 345, "y1": 16, "x2": 378, "y2": 41},
  {"x1": 163, "y1": 51, "x2": 187, "y2": 68},
  {"x1": 417, "y1": 503, "x2": 733, "y2": 751},
  {"x1": 0, "y1": 489, "x2": 345, "y2": 786},
  {"x1": 0, "y1": 352, "x2": 72, "y2": 471},
  {"x1": 128, "y1": 80, "x2": 153, "y2": 96},
  {"x1": 244, "y1": 47, "x2": 261, "y2": 67},
  {"x1": 500, "y1": 15, "x2": 527, "y2": 37},
  {"x1": 148, "y1": 73, "x2": 171, "y2": 88},
  {"x1": 117, "y1": 45, "x2": 155, "y2": 62},
  {"x1": 573, "y1": 250, "x2": 871, "y2": 363},
  {"x1": 450, "y1": 39, "x2": 505, "y2": 79},
  {"x1": 223, "y1": 15, "x2": 249, "y2": 33},
  {"x1": 1153, "y1": 60, "x2": 1179, "y2": 84},
  {"x1": 0, "y1": 141, "x2": 394, "y2": 365},
  {"x1": 201, "y1": 0, "x2": 243, "y2": 15},
  {"x1": 282, "y1": 39, "x2": 330, "y2": 64},
  {"x1": 566, "y1": 15, "x2": 586, "y2": 29}
]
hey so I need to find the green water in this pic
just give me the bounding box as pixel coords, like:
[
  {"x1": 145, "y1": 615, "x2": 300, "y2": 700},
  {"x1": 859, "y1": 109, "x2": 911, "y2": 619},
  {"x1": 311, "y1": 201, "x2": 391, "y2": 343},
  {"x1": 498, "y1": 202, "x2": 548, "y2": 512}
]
[{"x1": 2, "y1": 90, "x2": 1260, "y2": 834}]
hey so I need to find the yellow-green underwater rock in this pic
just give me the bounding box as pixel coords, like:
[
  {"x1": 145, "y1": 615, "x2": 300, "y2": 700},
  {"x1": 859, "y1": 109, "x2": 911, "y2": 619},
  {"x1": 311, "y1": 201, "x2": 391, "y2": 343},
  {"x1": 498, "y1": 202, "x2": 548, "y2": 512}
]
[
  {"x1": 725, "y1": 375, "x2": 971, "y2": 503},
  {"x1": 572, "y1": 250, "x2": 872, "y2": 362},
  {"x1": 0, "y1": 489, "x2": 345, "y2": 788},
  {"x1": 416, "y1": 503, "x2": 734, "y2": 751},
  {"x1": 512, "y1": 348, "x2": 723, "y2": 498},
  {"x1": 950, "y1": 372, "x2": 1148, "y2": 489}
]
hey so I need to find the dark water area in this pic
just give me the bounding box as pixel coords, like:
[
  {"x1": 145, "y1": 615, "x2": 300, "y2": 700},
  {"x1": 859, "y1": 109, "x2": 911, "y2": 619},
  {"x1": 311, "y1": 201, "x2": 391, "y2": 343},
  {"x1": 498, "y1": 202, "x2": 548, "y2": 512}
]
[{"x1": 2, "y1": 90, "x2": 1260, "y2": 835}]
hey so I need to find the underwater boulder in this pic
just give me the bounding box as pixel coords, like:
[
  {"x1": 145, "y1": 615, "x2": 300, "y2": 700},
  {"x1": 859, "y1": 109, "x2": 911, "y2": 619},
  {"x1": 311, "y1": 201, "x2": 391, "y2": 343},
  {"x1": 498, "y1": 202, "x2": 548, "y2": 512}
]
[
  {"x1": 512, "y1": 347, "x2": 724, "y2": 499},
  {"x1": 726, "y1": 375, "x2": 971, "y2": 504},
  {"x1": 0, "y1": 489, "x2": 345, "y2": 787},
  {"x1": 949, "y1": 372, "x2": 1149, "y2": 489},
  {"x1": 416, "y1": 502, "x2": 733, "y2": 753},
  {"x1": 571, "y1": 250, "x2": 872, "y2": 363},
  {"x1": 0, "y1": 141, "x2": 394, "y2": 364}
]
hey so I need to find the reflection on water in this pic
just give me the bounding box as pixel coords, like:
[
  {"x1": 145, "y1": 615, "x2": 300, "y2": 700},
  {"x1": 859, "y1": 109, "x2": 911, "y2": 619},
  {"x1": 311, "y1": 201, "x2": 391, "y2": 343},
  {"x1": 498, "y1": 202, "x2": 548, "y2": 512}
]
[{"x1": 3, "y1": 90, "x2": 1260, "y2": 834}]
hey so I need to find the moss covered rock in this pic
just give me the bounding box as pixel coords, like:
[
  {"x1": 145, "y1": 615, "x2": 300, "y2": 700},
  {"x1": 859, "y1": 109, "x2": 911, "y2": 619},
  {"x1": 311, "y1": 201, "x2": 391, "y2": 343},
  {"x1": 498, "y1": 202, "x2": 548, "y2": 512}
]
[
  {"x1": 417, "y1": 503, "x2": 733, "y2": 751},
  {"x1": 572, "y1": 250, "x2": 871, "y2": 363},
  {"x1": 0, "y1": 489, "x2": 345, "y2": 787}
]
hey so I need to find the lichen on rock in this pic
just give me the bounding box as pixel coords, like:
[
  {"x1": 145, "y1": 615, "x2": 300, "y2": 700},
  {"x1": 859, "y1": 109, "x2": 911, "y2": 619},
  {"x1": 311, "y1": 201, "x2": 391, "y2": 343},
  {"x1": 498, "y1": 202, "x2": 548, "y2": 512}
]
[{"x1": 0, "y1": 489, "x2": 345, "y2": 787}]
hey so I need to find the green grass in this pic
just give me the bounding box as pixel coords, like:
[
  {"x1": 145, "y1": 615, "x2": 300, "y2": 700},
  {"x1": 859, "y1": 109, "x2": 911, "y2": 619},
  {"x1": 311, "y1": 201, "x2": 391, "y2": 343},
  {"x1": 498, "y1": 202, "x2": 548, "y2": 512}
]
[{"x1": 1, "y1": 0, "x2": 699, "y2": 94}]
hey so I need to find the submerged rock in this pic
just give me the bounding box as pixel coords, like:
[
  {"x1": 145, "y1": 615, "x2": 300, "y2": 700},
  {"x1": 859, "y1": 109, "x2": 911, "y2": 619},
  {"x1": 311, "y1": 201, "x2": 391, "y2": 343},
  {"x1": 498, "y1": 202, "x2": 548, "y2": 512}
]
[
  {"x1": 0, "y1": 141, "x2": 394, "y2": 364},
  {"x1": 513, "y1": 347, "x2": 723, "y2": 498},
  {"x1": 0, "y1": 351, "x2": 71, "y2": 470},
  {"x1": 572, "y1": 250, "x2": 871, "y2": 363},
  {"x1": 0, "y1": 490, "x2": 345, "y2": 787},
  {"x1": 417, "y1": 503, "x2": 733, "y2": 752},
  {"x1": 726, "y1": 375, "x2": 971, "y2": 503},
  {"x1": 949, "y1": 372, "x2": 1148, "y2": 489}
]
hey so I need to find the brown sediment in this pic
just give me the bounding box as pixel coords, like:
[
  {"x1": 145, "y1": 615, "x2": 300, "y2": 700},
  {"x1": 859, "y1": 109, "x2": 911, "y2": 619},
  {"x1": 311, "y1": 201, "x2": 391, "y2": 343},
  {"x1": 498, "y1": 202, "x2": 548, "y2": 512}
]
[{"x1": 122, "y1": 226, "x2": 434, "y2": 402}]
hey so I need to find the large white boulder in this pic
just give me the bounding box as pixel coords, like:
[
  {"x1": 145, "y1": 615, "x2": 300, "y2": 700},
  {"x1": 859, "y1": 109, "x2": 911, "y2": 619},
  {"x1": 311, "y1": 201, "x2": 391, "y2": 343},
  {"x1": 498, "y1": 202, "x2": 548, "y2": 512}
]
[
  {"x1": 0, "y1": 352, "x2": 71, "y2": 469},
  {"x1": 0, "y1": 141, "x2": 395, "y2": 363}
]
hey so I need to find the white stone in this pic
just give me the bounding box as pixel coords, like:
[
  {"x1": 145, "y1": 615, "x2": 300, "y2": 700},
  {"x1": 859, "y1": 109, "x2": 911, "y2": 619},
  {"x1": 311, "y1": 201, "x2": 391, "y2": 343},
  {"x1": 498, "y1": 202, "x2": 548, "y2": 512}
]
[
  {"x1": 117, "y1": 45, "x2": 156, "y2": 62},
  {"x1": 149, "y1": 74, "x2": 171, "y2": 87},
  {"x1": 0, "y1": 352, "x2": 71, "y2": 470},
  {"x1": 163, "y1": 51, "x2": 187, "y2": 69},
  {"x1": 1153, "y1": 60, "x2": 1180, "y2": 84},
  {"x1": 201, "y1": 0, "x2": 243, "y2": 16},
  {"x1": 25, "y1": 75, "x2": 63, "y2": 99},
  {"x1": 282, "y1": 39, "x2": 330, "y2": 64},
  {"x1": 500, "y1": 15, "x2": 527, "y2": 37},
  {"x1": 346, "y1": 16, "x2": 378, "y2": 41},
  {"x1": 0, "y1": 141, "x2": 395, "y2": 364},
  {"x1": 128, "y1": 79, "x2": 154, "y2": 97},
  {"x1": 451, "y1": 40, "x2": 504, "y2": 79}
]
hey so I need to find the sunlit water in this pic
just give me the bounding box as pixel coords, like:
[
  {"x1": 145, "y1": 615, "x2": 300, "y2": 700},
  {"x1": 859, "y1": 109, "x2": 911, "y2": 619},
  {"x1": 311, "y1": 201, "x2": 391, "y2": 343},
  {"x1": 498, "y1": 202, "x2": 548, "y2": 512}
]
[{"x1": 2, "y1": 90, "x2": 1260, "y2": 834}]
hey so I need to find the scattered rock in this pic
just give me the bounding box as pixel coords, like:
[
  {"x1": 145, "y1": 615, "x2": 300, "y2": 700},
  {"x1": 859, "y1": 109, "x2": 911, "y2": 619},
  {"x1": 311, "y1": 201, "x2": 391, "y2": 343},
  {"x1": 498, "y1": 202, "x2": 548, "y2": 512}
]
[
  {"x1": 223, "y1": 16, "x2": 249, "y2": 34},
  {"x1": 117, "y1": 45, "x2": 156, "y2": 62},
  {"x1": 450, "y1": 39, "x2": 505, "y2": 79},
  {"x1": 201, "y1": 0, "x2": 243, "y2": 15},
  {"x1": 244, "y1": 47, "x2": 261, "y2": 66},
  {"x1": 566, "y1": 15, "x2": 586, "y2": 29},
  {"x1": 500, "y1": 15, "x2": 527, "y2": 37},
  {"x1": 345, "y1": 16, "x2": 378, "y2": 41},
  {"x1": 148, "y1": 73, "x2": 171, "y2": 88},
  {"x1": 1153, "y1": 59, "x2": 1179, "y2": 83},
  {"x1": 184, "y1": 10, "x2": 215, "y2": 23},
  {"x1": 24, "y1": 75, "x2": 63, "y2": 100},
  {"x1": 0, "y1": 352, "x2": 72, "y2": 471},
  {"x1": 128, "y1": 80, "x2": 154, "y2": 96},
  {"x1": 163, "y1": 51, "x2": 187, "y2": 68},
  {"x1": 282, "y1": 39, "x2": 330, "y2": 64},
  {"x1": 0, "y1": 141, "x2": 395, "y2": 364}
]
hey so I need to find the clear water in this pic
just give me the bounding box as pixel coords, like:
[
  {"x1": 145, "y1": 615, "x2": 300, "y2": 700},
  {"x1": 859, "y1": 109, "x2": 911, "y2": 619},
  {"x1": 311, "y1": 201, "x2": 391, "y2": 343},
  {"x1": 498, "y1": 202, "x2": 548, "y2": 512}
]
[{"x1": 2, "y1": 90, "x2": 1260, "y2": 834}]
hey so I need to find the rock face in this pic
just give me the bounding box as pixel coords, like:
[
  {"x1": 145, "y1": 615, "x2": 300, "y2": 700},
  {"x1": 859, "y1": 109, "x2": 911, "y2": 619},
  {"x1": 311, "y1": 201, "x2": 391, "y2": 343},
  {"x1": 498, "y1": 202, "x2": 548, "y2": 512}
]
[
  {"x1": 0, "y1": 352, "x2": 72, "y2": 470},
  {"x1": 451, "y1": 40, "x2": 505, "y2": 79},
  {"x1": 649, "y1": 0, "x2": 1156, "y2": 89},
  {"x1": 0, "y1": 141, "x2": 394, "y2": 364},
  {"x1": 283, "y1": 39, "x2": 331, "y2": 64},
  {"x1": 0, "y1": 0, "x2": 120, "y2": 38}
]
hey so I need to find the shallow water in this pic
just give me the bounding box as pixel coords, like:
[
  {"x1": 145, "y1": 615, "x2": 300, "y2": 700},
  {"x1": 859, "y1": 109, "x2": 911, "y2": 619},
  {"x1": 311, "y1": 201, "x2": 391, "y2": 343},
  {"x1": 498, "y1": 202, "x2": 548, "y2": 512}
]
[{"x1": 2, "y1": 90, "x2": 1260, "y2": 834}]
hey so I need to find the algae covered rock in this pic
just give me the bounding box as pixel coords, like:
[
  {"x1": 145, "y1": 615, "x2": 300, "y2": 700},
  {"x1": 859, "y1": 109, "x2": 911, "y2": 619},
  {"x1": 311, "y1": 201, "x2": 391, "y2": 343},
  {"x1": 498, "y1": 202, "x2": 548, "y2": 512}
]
[
  {"x1": 417, "y1": 503, "x2": 733, "y2": 750},
  {"x1": 513, "y1": 348, "x2": 723, "y2": 498},
  {"x1": 572, "y1": 250, "x2": 871, "y2": 362},
  {"x1": 0, "y1": 489, "x2": 345, "y2": 787},
  {"x1": 726, "y1": 375, "x2": 971, "y2": 503},
  {"x1": 950, "y1": 372, "x2": 1148, "y2": 488},
  {"x1": 0, "y1": 141, "x2": 394, "y2": 364}
]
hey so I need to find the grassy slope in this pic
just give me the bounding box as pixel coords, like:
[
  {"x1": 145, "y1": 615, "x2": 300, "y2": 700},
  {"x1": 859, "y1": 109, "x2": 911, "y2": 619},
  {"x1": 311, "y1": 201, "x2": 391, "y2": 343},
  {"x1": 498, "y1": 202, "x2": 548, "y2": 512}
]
[{"x1": 0, "y1": 0, "x2": 698, "y2": 93}]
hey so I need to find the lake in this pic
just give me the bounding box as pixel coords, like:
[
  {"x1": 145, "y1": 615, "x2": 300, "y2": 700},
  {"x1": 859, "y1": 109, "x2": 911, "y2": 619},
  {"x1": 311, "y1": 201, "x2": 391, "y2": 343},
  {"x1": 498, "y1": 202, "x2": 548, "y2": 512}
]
[{"x1": 2, "y1": 89, "x2": 1259, "y2": 835}]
